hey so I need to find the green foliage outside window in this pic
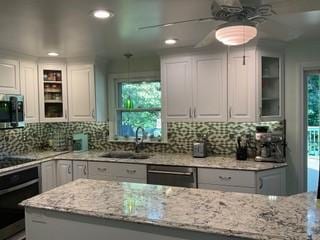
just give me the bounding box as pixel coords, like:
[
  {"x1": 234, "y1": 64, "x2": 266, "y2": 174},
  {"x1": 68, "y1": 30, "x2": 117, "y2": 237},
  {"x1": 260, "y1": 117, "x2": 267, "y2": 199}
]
[
  {"x1": 117, "y1": 80, "x2": 162, "y2": 138},
  {"x1": 308, "y1": 74, "x2": 320, "y2": 126}
]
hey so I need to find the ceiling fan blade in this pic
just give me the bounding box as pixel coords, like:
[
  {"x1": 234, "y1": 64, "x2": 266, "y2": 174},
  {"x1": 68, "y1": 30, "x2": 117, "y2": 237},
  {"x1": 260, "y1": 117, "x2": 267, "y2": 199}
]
[
  {"x1": 194, "y1": 29, "x2": 217, "y2": 48},
  {"x1": 263, "y1": 0, "x2": 320, "y2": 15},
  {"x1": 138, "y1": 17, "x2": 215, "y2": 30}
]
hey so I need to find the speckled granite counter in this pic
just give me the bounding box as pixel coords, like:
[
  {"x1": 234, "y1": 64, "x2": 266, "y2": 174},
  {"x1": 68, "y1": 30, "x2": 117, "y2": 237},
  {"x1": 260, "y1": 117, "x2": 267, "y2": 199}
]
[
  {"x1": 21, "y1": 179, "x2": 320, "y2": 240},
  {"x1": 56, "y1": 151, "x2": 287, "y2": 171},
  {"x1": 0, "y1": 151, "x2": 68, "y2": 175}
]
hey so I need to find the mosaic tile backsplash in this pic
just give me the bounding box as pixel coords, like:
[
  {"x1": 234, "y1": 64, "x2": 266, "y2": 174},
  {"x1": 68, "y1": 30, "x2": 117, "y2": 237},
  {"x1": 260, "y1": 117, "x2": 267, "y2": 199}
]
[{"x1": 0, "y1": 121, "x2": 283, "y2": 155}]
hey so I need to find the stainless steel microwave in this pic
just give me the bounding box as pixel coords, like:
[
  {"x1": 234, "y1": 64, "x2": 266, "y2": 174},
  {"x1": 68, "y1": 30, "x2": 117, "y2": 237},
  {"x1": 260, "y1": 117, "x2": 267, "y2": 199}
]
[{"x1": 0, "y1": 94, "x2": 24, "y2": 129}]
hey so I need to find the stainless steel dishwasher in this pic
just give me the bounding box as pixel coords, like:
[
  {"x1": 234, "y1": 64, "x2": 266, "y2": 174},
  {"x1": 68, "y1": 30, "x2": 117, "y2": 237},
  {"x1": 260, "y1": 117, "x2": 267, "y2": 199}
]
[{"x1": 147, "y1": 165, "x2": 197, "y2": 188}]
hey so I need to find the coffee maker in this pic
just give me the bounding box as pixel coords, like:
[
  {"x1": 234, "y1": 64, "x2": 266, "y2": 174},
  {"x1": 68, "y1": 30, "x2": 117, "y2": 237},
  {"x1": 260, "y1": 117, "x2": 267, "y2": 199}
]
[{"x1": 255, "y1": 132, "x2": 285, "y2": 163}]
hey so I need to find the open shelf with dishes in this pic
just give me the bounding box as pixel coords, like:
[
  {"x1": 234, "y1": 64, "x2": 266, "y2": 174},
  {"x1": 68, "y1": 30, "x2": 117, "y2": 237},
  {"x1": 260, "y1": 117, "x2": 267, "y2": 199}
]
[{"x1": 39, "y1": 65, "x2": 67, "y2": 121}]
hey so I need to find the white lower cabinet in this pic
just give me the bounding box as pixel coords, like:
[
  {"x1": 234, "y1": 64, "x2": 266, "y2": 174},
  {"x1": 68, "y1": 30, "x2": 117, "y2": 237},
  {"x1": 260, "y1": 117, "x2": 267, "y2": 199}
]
[
  {"x1": 41, "y1": 161, "x2": 57, "y2": 192},
  {"x1": 88, "y1": 162, "x2": 147, "y2": 183},
  {"x1": 256, "y1": 168, "x2": 286, "y2": 195},
  {"x1": 88, "y1": 162, "x2": 114, "y2": 181},
  {"x1": 198, "y1": 167, "x2": 286, "y2": 195},
  {"x1": 56, "y1": 160, "x2": 73, "y2": 186},
  {"x1": 73, "y1": 161, "x2": 88, "y2": 180}
]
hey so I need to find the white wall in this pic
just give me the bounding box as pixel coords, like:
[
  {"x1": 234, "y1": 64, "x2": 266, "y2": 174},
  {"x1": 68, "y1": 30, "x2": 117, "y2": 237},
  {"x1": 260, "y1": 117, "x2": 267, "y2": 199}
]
[{"x1": 285, "y1": 40, "x2": 320, "y2": 194}]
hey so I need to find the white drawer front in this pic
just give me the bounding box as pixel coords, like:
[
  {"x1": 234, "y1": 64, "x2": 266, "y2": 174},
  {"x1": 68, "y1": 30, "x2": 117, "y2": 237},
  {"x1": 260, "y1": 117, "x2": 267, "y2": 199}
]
[
  {"x1": 198, "y1": 168, "x2": 255, "y2": 188},
  {"x1": 88, "y1": 162, "x2": 113, "y2": 180},
  {"x1": 198, "y1": 183, "x2": 256, "y2": 194},
  {"x1": 112, "y1": 163, "x2": 146, "y2": 179}
]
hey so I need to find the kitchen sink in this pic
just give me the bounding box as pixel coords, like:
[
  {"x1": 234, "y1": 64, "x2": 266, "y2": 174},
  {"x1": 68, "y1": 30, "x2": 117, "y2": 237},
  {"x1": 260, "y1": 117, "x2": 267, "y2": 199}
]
[{"x1": 100, "y1": 151, "x2": 151, "y2": 159}]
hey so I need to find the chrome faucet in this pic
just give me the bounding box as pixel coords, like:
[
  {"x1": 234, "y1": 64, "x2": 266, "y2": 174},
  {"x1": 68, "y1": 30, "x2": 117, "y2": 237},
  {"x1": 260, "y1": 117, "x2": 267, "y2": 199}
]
[{"x1": 135, "y1": 127, "x2": 145, "y2": 153}]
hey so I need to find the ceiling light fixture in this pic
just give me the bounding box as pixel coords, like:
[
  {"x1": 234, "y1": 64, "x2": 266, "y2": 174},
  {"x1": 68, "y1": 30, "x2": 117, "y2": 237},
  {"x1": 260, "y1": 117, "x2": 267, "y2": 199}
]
[
  {"x1": 215, "y1": 23, "x2": 257, "y2": 46},
  {"x1": 165, "y1": 39, "x2": 178, "y2": 45},
  {"x1": 93, "y1": 9, "x2": 114, "y2": 19},
  {"x1": 47, "y1": 52, "x2": 59, "y2": 57}
]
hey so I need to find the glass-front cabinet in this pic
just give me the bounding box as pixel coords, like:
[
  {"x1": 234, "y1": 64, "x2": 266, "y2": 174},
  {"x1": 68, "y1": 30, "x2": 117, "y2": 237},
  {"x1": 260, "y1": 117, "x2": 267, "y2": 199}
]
[
  {"x1": 258, "y1": 50, "x2": 284, "y2": 121},
  {"x1": 38, "y1": 64, "x2": 68, "y2": 122}
]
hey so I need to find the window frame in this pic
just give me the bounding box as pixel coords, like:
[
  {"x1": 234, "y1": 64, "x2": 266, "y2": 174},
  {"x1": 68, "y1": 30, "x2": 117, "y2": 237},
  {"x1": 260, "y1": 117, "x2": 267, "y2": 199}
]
[{"x1": 108, "y1": 71, "x2": 167, "y2": 143}]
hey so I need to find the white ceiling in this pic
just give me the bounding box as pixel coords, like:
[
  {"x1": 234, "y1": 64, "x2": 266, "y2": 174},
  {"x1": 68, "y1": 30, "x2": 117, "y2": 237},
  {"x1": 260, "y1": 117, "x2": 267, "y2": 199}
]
[{"x1": 0, "y1": 0, "x2": 320, "y2": 59}]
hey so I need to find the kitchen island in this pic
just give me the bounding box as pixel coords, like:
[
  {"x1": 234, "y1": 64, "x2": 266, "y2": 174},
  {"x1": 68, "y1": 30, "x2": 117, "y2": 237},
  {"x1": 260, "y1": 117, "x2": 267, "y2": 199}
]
[{"x1": 21, "y1": 179, "x2": 320, "y2": 240}]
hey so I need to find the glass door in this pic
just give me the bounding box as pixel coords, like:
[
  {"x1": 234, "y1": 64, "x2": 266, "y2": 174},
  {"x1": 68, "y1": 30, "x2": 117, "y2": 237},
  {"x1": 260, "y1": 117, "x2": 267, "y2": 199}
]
[
  {"x1": 305, "y1": 70, "x2": 320, "y2": 192},
  {"x1": 43, "y1": 70, "x2": 63, "y2": 118},
  {"x1": 39, "y1": 64, "x2": 67, "y2": 122},
  {"x1": 261, "y1": 56, "x2": 281, "y2": 118}
]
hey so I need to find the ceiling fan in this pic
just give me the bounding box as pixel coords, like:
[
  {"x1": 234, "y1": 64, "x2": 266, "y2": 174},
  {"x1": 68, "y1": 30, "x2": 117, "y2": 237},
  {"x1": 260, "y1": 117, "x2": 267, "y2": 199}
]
[{"x1": 138, "y1": 0, "x2": 283, "y2": 47}]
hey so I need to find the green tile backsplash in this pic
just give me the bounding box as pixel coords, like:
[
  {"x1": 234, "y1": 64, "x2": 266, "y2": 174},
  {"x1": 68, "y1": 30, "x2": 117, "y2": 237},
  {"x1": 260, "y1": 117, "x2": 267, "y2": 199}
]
[{"x1": 0, "y1": 121, "x2": 283, "y2": 155}]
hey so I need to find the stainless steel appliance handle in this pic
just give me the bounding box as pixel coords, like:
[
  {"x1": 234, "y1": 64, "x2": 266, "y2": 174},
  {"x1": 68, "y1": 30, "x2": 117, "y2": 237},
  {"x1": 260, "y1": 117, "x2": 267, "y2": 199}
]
[
  {"x1": 148, "y1": 170, "x2": 193, "y2": 176},
  {"x1": 0, "y1": 179, "x2": 39, "y2": 195}
]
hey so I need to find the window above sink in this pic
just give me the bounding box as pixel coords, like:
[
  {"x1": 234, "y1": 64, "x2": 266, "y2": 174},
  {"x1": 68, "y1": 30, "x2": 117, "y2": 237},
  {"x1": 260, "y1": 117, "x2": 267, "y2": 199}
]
[{"x1": 108, "y1": 71, "x2": 167, "y2": 143}]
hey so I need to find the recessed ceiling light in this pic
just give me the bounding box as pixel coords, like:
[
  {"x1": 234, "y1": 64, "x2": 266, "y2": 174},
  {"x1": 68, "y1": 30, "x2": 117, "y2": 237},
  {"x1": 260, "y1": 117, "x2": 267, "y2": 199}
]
[
  {"x1": 165, "y1": 39, "x2": 178, "y2": 45},
  {"x1": 48, "y1": 52, "x2": 59, "y2": 57},
  {"x1": 93, "y1": 9, "x2": 114, "y2": 19}
]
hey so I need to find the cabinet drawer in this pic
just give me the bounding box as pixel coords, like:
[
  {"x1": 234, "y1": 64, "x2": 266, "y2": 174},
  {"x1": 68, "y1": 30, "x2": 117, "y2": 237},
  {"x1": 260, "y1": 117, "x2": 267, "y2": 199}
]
[
  {"x1": 88, "y1": 162, "x2": 113, "y2": 180},
  {"x1": 198, "y1": 168, "x2": 255, "y2": 188},
  {"x1": 112, "y1": 163, "x2": 146, "y2": 180},
  {"x1": 198, "y1": 183, "x2": 256, "y2": 194}
]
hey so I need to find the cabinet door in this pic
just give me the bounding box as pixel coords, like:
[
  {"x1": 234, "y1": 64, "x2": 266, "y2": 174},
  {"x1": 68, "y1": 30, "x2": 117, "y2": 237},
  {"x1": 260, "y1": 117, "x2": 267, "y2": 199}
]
[
  {"x1": 192, "y1": 54, "x2": 227, "y2": 121},
  {"x1": 20, "y1": 61, "x2": 39, "y2": 123},
  {"x1": 228, "y1": 49, "x2": 256, "y2": 122},
  {"x1": 38, "y1": 64, "x2": 68, "y2": 122},
  {"x1": 56, "y1": 160, "x2": 73, "y2": 186},
  {"x1": 41, "y1": 161, "x2": 56, "y2": 192},
  {"x1": 73, "y1": 161, "x2": 88, "y2": 180},
  {"x1": 256, "y1": 168, "x2": 286, "y2": 196},
  {"x1": 67, "y1": 64, "x2": 95, "y2": 122},
  {"x1": 258, "y1": 49, "x2": 284, "y2": 121},
  {"x1": 161, "y1": 56, "x2": 192, "y2": 122},
  {"x1": 0, "y1": 58, "x2": 20, "y2": 94}
]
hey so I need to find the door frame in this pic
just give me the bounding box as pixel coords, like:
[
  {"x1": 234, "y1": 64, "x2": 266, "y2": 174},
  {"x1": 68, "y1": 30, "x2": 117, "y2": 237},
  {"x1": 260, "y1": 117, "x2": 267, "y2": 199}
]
[{"x1": 299, "y1": 62, "x2": 320, "y2": 192}]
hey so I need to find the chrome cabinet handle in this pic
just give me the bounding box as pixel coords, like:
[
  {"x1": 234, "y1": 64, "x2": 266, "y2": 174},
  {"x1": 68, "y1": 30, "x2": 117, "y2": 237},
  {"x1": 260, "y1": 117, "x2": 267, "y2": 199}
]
[
  {"x1": 126, "y1": 169, "x2": 137, "y2": 174},
  {"x1": 229, "y1": 107, "x2": 232, "y2": 118},
  {"x1": 189, "y1": 107, "x2": 192, "y2": 118},
  {"x1": 91, "y1": 109, "x2": 95, "y2": 118},
  {"x1": 219, "y1": 176, "x2": 232, "y2": 181},
  {"x1": 65, "y1": 109, "x2": 68, "y2": 118},
  {"x1": 259, "y1": 177, "x2": 264, "y2": 189},
  {"x1": 193, "y1": 107, "x2": 196, "y2": 118},
  {"x1": 68, "y1": 165, "x2": 71, "y2": 174},
  {"x1": 259, "y1": 107, "x2": 262, "y2": 119},
  {"x1": 83, "y1": 165, "x2": 87, "y2": 176},
  {"x1": 97, "y1": 167, "x2": 107, "y2": 172}
]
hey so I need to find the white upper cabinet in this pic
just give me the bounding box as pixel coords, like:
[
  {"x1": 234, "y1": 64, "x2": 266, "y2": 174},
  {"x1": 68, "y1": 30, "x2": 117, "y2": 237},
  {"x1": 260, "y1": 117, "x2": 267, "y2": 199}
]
[
  {"x1": 0, "y1": 58, "x2": 20, "y2": 94},
  {"x1": 228, "y1": 48, "x2": 256, "y2": 122},
  {"x1": 192, "y1": 53, "x2": 227, "y2": 122},
  {"x1": 161, "y1": 56, "x2": 192, "y2": 122},
  {"x1": 67, "y1": 64, "x2": 95, "y2": 122},
  {"x1": 20, "y1": 61, "x2": 39, "y2": 123},
  {"x1": 257, "y1": 48, "x2": 284, "y2": 121},
  {"x1": 38, "y1": 63, "x2": 68, "y2": 122}
]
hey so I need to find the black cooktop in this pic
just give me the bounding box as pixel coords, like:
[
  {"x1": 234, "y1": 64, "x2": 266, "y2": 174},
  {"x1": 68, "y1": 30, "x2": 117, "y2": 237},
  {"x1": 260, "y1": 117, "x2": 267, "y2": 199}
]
[{"x1": 0, "y1": 157, "x2": 35, "y2": 169}]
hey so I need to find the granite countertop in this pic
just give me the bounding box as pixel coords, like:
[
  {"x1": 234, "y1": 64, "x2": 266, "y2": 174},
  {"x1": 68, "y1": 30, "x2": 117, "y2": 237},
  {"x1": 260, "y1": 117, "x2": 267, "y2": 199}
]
[
  {"x1": 56, "y1": 151, "x2": 287, "y2": 171},
  {"x1": 21, "y1": 179, "x2": 320, "y2": 240},
  {"x1": 0, "y1": 151, "x2": 68, "y2": 175}
]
